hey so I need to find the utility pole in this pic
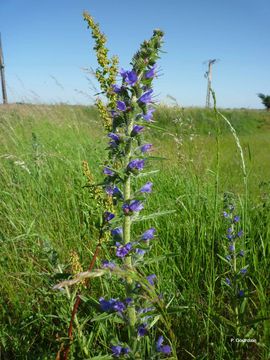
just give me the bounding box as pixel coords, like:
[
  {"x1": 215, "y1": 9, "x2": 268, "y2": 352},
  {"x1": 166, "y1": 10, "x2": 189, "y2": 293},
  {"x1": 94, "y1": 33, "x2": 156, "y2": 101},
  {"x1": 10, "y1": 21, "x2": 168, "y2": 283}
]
[
  {"x1": 0, "y1": 33, "x2": 8, "y2": 104},
  {"x1": 204, "y1": 59, "x2": 217, "y2": 108}
]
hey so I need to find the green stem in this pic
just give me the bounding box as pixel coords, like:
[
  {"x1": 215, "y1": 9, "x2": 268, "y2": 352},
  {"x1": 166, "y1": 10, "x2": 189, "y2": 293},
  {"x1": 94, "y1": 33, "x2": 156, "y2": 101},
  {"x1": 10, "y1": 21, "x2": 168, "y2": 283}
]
[{"x1": 123, "y1": 115, "x2": 136, "y2": 332}]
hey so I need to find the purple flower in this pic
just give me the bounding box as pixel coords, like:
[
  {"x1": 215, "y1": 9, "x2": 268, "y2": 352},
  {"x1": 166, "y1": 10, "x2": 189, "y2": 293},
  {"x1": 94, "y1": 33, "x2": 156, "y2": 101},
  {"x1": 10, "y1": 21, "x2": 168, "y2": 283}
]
[
  {"x1": 117, "y1": 100, "x2": 127, "y2": 111},
  {"x1": 223, "y1": 211, "x2": 229, "y2": 218},
  {"x1": 136, "y1": 248, "x2": 146, "y2": 256},
  {"x1": 125, "y1": 70, "x2": 138, "y2": 86},
  {"x1": 113, "y1": 301, "x2": 126, "y2": 313},
  {"x1": 225, "y1": 255, "x2": 232, "y2": 261},
  {"x1": 234, "y1": 215, "x2": 240, "y2": 223},
  {"x1": 140, "y1": 144, "x2": 153, "y2": 153},
  {"x1": 145, "y1": 64, "x2": 157, "y2": 79},
  {"x1": 237, "y1": 230, "x2": 243, "y2": 237},
  {"x1": 238, "y1": 290, "x2": 245, "y2": 297},
  {"x1": 122, "y1": 200, "x2": 144, "y2": 214},
  {"x1": 105, "y1": 185, "x2": 114, "y2": 195},
  {"x1": 104, "y1": 211, "x2": 115, "y2": 222},
  {"x1": 156, "y1": 336, "x2": 171, "y2": 355},
  {"x1": 226, "y1": 234, "x2": 233, "y2": 240},
  {"x1": 111, "y1": 345, "x2": 130, "y2": 357},
  {"x1": 111, "y1": 345, "x2": 122, "y2": 357},
  {"x1": 111, "y1": 227, "x2": 123, "y2": 240},
  {"x1": 128, "y1": 159, "x2": 145, "y2": 172},
  {"x1": 141, "y1": 228, "x2": 156, "y2": 240},
  {"x1": 225, "y1": 277, "x2": 231, "y2": 286},
  {"x1": 103, "y1": 167, "x2": 115, "y2": 176},
  {"x1": 125, "y1": 298, "x2": 133, "y2": 305},
  {"x1": 138, "y1": 89, "x2": 153, "y2": 104},
  {"x1": 138, "y1": 323, "x2": 148, "y2": 337},
  {"x1": 239, "y1": 250, "x2": 245, "y2": 257},
  {"x1": 110, "y1": 110, "x2": 119, "y2": 118},
  {"x1": 140, "y1": 181, "x2": 153, "y2": 193},
  {"x1": 147, "y1": 274, "x2": 157, "y2": 286},
  {"x1": 120, "y1": 68, "x2": 128, "y2": 77},
  {"x1": 122, "y1": 347, "x2": 130, "y2": 355},
  {"x1": 108, "y1": 133, "x2": 120, "y2": 147},
  {"x1": 240, "y1": 268, "x2": 247, "y2": 275},
  {"x1": 131, "y1": 125, "x2": 144, "y2": 137},
  {"x1": 229, "y1": 244, "x2": 235, "y2": 252},
  {"x1": 99, "y1": 297, "x2": 116, "y2": 312},
  {"x1": 116, "y1": 242, "x2": 132, "y2": 258},
  {"x1": 112, "y1": 84, "x2": 122, "y2": 93},
  {"x1": 101, "y1": 260, "x2": 116, "y2": 270},
  {"x1": 142, "y1": 107, "x2": 155, "y2": 121},
  {"x1": 120, "y1": 68, "x2": 138, "y2": 86}
]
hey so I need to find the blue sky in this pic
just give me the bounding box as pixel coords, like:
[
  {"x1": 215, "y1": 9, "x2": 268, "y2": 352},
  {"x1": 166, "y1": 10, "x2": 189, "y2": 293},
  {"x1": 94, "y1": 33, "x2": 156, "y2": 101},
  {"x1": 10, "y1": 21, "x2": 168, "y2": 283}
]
[{"x1": 0, "y1": 0, "x2": 269, "y2": 108}]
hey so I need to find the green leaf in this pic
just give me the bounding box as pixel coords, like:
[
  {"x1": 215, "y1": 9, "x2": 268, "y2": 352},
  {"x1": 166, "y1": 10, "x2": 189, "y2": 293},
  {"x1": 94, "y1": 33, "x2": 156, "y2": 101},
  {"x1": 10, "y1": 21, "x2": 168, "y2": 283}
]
[
  {"x1": 84, "y1": 355, "x2": 113, "y2": 360},
  {"x1": 166, "y1": 306, "x2": 193, "y2": 314},
  {"x1": 133, "y1": 210, "x2": 176, "y2": 222},
  {"x1": 241, "y1": 317, "x2": 270, "y2": 326},
  {"x1": 91, "y1": 312, "x2": 114, "y2": 322}
]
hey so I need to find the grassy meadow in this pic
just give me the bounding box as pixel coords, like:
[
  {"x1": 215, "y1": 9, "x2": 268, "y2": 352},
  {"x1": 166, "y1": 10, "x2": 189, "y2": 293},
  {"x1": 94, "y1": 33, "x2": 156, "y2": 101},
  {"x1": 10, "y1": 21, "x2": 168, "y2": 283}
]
[{"x1": 0, "y1": 104, "x2": 270, "y2": 359}]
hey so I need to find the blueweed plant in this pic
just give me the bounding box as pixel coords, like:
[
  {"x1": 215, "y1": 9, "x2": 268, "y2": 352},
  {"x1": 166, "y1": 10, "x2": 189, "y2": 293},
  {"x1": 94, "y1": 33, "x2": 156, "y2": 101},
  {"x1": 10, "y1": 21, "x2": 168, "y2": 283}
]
[
  {"x1": 54, "y1": 12, "x2": 175, "y2": 359},
  {"x1": 222, "y1": 203, "x2": 247, "y2": 335}
]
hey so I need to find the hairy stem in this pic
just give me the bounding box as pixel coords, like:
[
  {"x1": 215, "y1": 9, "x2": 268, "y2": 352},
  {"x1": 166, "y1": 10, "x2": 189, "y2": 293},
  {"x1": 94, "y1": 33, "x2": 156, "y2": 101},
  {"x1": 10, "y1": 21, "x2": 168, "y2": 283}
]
[{"x1": 123, "y1": 115, "x2": 136, "y2": 331}]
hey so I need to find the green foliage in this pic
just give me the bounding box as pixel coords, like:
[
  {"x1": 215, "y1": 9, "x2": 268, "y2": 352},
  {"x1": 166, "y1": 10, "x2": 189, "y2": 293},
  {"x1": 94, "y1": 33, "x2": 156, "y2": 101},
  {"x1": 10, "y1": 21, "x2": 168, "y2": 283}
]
[
  {"x1": 0, "y1": 105, "x2": 270, "y2": 359},
  {"x1": 258, "y1": 93, "x2": 270, "y2": 110}
]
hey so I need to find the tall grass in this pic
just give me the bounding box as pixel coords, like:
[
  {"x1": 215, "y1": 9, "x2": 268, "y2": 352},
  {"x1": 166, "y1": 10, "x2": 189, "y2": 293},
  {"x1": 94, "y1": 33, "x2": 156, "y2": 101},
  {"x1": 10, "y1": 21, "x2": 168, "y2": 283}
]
[{"x1": 0, "y1": 104, "x2": 269, "y2": 359}]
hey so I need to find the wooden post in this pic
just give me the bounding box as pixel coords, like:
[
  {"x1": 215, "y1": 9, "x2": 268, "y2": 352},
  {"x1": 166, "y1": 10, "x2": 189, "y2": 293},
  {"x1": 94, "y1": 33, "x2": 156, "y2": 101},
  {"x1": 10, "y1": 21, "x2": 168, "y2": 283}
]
[
  {"x1": 0, "y1": 33, "x2": 8, "y2": 104},
  {"x1": 205, "y1": 59, "x2": 216, "y2": 108}
]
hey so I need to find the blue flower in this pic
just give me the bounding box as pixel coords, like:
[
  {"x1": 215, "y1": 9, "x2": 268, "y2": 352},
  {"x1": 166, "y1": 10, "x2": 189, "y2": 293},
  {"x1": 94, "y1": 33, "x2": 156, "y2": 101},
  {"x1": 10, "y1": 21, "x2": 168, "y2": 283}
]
[
  {"x1": 120, "y1": 68, "x2": 138, "y2": 86},
  {"x1": 111, "y1": 345, "x2": 122, "y2": 357},
  {"x1": 140, "y1": 181, "x2": 153, "y2": 193},
  {"x1": 225, "y1": 255, "x2": 232, "y2": 261},
  {"x1": 229, "y1": 244, "x2": 235, "y2": 252},
  {"x1": 103, "y1": 167, "x2": 115, "y2": 176},
  {"x1": 138, "y1": 89, "x2": 153, "y2": 104},
  {"x1": 125, "y1": 70, "x2": 138, "y2": 86},
  {"x1": 116, "y1": 242, "x2": 133, "y2": 258},
  {"x1": 111, "y1": 227, "x2": 123, "y2": 240},
  {"x1": 122, "y1": 200, "x2": 144, "y2": 214},
  {"x1": 140, "y1": 143, "x2": 153, "y2": 153},
  {"x1": 128, "y1": 159, "x2": 145, "y2": 171},
  {"x1": 238, "y1": 290, "x2": 245, "y2": 297},
  {"x1": 233, "y1": 215, "x2": 240, "y2": 223},
  {"x1": 117, "y1": 100, "x2": 127, "y2": 111},
  {"x1": 108, "y1": 132, "x2": 121, "y2": 148},
  {"x1": 104, "y1": 211, "x2": 115, "y2": 222},
  {"x1": 138, "y1": 323, "x2": 148, "y2": 337},
  {"x1": 136, "y1": 248, "x2": 146, "y2": 256},
  {"x1": 112, "y1": 84, "x2": 122, "y2": 93},
  {"x1": 101, "y1": 260, "x2": 116, "y2": 270},
  {"x1": 147, "y1": 274, "x2": 157, "y2": 286},
  {"x1": 141, "y1": 228, "x2": 156, "y2": 240},
  {"x1": 145, "y1": 64, "x2": 157, "y2": 79},
  {"x1": 240, "y1": 268, "x2": 247, "y2": 275},
  {"x1": 156, "y1": 336, "x2": 171, "y2": 354},
  {"x1": 239, "y1": 250, "x2": 245, "y2": 257},
  {"x1": 125, "y1": 298, "x2": 133, "y2": 305},
  {"x1": 142, "y1": 107, "x2": 155, "y2": 121},
  {"x1": 111, "y1": 345, "x2": 130, "y2": 357},
  {"x1": 131, "y1": 125, "x2": 144, "y2": 137},
  {"x1": 237, "y1": 230, "x2": 243, "y2": 237},
  {"x1": 113, "y1": 301, "x2": 126, "y2": 312},
  {"x1": 223, "y1": 211, "x2": 229, "y2": 218},
  {"x1": 225, "y1": 277, "x2": 231, "y2": 286},
  {"x1": 99, "y1": 297, "x2": 116, "y2": 312}
]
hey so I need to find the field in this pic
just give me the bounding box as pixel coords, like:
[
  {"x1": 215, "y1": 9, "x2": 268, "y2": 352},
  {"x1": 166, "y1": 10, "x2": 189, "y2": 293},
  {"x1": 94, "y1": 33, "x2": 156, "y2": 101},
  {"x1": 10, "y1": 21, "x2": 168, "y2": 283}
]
[{"x1": 0, "y1": 104, "x2": 270, "y2": 359}]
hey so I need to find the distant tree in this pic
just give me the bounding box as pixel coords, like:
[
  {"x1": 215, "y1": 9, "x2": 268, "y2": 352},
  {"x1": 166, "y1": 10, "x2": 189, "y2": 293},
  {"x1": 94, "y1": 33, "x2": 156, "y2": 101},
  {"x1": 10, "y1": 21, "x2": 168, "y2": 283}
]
[{"x1": 258, "y1": 93, "x2": 270, "y2": 111}]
